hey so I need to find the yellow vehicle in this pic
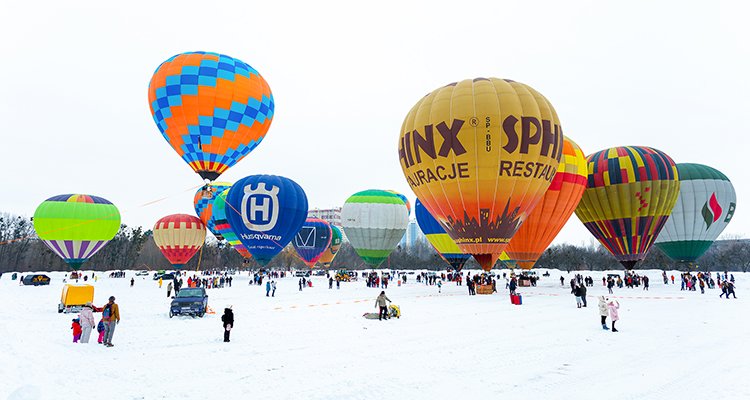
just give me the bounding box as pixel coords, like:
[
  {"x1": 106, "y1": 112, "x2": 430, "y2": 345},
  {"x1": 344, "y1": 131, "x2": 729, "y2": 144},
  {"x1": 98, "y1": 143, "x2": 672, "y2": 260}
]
[{"x1": 58, "y1": 284, "x2": 94, "y2": 313}]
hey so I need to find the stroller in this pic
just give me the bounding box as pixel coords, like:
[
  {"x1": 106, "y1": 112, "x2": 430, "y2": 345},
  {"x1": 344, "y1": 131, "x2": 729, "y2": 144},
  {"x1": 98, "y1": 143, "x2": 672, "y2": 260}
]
[{"x1": 363, "y1": 304, "x2": 401, "y2": 320}]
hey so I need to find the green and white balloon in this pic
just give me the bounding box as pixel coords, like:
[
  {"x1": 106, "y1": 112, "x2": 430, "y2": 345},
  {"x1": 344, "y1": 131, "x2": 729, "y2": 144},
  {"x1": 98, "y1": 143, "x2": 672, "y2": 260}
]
[
  {"x1": 342, "y1": 190, "x2": 409, "y2": 267},
  {"x1": 654, "y1": 163, "x2": 736, "y2": 263}
]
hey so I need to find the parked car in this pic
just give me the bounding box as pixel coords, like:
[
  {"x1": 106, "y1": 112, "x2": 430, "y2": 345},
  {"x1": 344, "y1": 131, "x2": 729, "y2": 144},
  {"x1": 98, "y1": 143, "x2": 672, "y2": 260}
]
[
  {"x1": 154, "y1": 273, "x2": 176, "y2": 281},
  {"x1": 22, "y1": 274, "x2": 51, "y2": 286},
  {"x1": 135, "y1": 270, "x2": 149, "y2": 276},
  {"x1": 294, "y1": 271, "x2": 311, "y2": 277},
  {"x1": 169, "y1": 287, "x2": 208, "y2": 318}
]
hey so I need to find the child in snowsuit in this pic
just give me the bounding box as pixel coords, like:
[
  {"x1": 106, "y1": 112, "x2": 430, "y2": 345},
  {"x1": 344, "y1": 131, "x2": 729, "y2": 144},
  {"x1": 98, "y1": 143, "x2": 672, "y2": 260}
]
[
  {"x1": 71, "y1": 318, "x2": 82, "y2": 343},
  {"x1": 97, "y1": 319, "x2": 105, "y2": 344},
  {"x1": 607, "y1": 299, "x2": 620, "y2": 332},
  {"x1": 598, "y1": 296, "x2": 609, "y2": 330}
]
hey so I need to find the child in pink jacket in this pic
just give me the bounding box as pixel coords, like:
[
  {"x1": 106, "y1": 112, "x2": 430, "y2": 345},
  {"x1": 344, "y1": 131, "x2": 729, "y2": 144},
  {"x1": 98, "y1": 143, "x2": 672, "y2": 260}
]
[{"x1": 607, "y1": 299, "x2": 620, "y2": 332}]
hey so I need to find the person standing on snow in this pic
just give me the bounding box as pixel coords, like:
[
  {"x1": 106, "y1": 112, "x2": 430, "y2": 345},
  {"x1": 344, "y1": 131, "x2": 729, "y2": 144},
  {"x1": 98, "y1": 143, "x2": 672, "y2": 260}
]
[
  {"x1": 598, "y1": 296, "x2": 610, "y2": 330},
  {"x1": 266, "y1": 280, "x2": 271, "y2": 297},
  {"x1": 159, "y1": 277, "x2": 163, "y2": 289},
  {"x1": 221, "y1": 307, "x2": 234, "y2": 343},
  {"x1": 375, "y1": 291, "x2": 392, "y2": 321},
  {"x1": 167, "y1": 281, "x2": 173, "y2": 298},
  {"x1": 437, "y1": 279, "x2": 442, "y2": 293},
  {"x1": 271, "y1": 280, "x2": 277, "y2": 297},
  {"x1": 298, "y1": 278, "x2": 303, "y2": 291},
  {"x1": 79, "y1": 303, "x2": 96, "y2": 343},
  {"x1": 130, "y1": 277, "x2": 134, "y2": 287},
  {"x1": 329, "y1": 277, "x2": 334, "y2": 289},
  {"x1": 572, "y1": 284, "x2": 583, "y2": 308},
  {"x1": 509, "y1": 277, "x2": 517, "y2": 296},
  {"x1": 607, "y1": 299, "x2": 620, "y2": 332},
  {"x1": 101, "y1": 296, "x2": 120, "y2": 347}
]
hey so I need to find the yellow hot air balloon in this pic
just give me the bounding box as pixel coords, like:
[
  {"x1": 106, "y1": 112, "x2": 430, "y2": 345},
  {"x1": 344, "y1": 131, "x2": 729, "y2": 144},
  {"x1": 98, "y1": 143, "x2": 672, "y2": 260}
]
[
  {"x1": 399, "y1": 78, "x2": 563, "y2": 271},
  {"x1": 398, "y1": 78, "x2": 563, "y2": 270},
  {"x1": 506, "y1": 137, "x2": 588, "y2": 269},
  {"x1": 575, "y1": 146, "x2": 680, "y2": 269}
]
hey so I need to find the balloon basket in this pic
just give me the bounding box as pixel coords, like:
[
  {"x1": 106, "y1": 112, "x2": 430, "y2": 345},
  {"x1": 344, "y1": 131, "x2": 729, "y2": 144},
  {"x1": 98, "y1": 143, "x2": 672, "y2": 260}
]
[{"x1": 476, "y1": 285, "x2": 494, "y2": 295}]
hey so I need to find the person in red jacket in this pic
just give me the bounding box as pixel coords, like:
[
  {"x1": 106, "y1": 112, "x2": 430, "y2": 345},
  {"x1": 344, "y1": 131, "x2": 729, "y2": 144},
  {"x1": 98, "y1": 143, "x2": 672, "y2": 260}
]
[{"x1": 71, "y1": 318, "x2": 82, "y2": 343}]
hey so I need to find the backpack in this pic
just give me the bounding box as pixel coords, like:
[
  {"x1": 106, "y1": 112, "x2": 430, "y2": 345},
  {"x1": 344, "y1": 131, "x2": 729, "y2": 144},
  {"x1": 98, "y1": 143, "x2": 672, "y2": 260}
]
[{"x1": 102, "y1": 304, "x2": 112, "y2": 319}]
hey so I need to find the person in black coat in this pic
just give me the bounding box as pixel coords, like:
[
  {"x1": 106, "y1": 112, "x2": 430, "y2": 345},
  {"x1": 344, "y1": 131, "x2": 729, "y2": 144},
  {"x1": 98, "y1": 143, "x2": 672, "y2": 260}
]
[{"x1": 221, "y1": 307, "x2": 234, "y2": 343}]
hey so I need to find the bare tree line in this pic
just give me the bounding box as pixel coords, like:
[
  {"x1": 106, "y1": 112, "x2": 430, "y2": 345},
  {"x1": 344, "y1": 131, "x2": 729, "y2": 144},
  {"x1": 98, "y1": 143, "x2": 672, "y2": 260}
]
[{"x1": 1, "y1": 212, "x2": 748, "y2": 273}]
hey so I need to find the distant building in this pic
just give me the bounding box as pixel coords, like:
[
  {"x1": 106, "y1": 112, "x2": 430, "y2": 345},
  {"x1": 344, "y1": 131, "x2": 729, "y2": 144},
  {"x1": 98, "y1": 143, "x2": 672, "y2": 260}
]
[
  {"x1": 307, "y1": 207, "x2": 342, "y2": 227},
  {"x1": 400, "y1": 219, "x2": 426, "y2": 249}
]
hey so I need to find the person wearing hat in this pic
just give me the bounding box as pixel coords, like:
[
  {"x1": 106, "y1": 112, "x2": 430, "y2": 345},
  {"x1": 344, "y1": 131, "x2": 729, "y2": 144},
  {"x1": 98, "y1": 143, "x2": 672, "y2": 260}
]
[
  {"x1": 79, "y1": 302, "x2": 96, "y2": 343},
  {"x1": 102, "y1": 296, "x2": 120, "y2": 347},
  {"x1": 221, "y1": 306, "x2": 234, "y2": 343}
]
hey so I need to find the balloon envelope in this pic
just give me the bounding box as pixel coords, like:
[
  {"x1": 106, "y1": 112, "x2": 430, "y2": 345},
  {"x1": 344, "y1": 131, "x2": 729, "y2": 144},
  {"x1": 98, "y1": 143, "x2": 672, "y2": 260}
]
[
  {"x1": 317, "y1": 225, "x2": 342, "y2": 268},
  {"x1": 506, "y1": 137, "x2": 588, "y2": 269},
  {"x1": 388, "y1": 190, "x2": 411, "y2": 216},
  {"x1": 225, "y1": 175, "x2": 308, "y2": 265},
  {"x1": 33, "y1": 194, "x2": 121, "y2": 270},
  {"x1": 415, "y1": 198, "x2": 472, "y2": 271},
  {"x1": 654, "y1": 163, "x2": 736, "y2": 263},
  {"x1": 342, "y1": 190, "x2": 408, "y2": 267},
  {"x1": 575, "y1": 146, "x2": 680, "y2": 269},
  {"x1": 193, "y1": 182, "x2": 232, "y2": 240},
  {"x1": 399, "y1": 78, "x2": 563, "y2": 270},
  {"x1": 212, "y1": 188, "x2": 252, "y2": 259},
  {"x1": 148, "y1": 51, "x2": 274, "y2": 181},
  {"x1": 293, "y1": 218, "x2": 332, "y2": 268},
  {"x1": 152, "y1": 214, "x2": 206, "y2": 268}
]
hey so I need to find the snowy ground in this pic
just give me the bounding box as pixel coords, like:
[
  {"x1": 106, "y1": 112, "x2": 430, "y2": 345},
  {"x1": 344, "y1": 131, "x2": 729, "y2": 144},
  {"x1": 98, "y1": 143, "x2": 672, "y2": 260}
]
[{"x1": 1, "y1": 268, "x2": 748, "y2": 400}]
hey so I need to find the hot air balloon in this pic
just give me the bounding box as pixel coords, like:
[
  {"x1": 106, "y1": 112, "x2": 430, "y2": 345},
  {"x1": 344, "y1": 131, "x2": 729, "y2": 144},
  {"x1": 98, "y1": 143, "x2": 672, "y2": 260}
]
[
  {"x1": 33, "y1": 194, "x2": 121, "y2": 270},
  {"x1": 152, "y1": 214, "x2": 206, "y2": 268},
  {"x1": 193, "y1": 182, "x2": 232, "y2": 240},
  {"x1": 292, "y1": 218, "x2": 332, "y2": 268},
  {"x1": 654, "y1": 163, "x2": 736, "y2": 264},
  {"x1": 505, "y1": 137, "x2": 588, "y2": 269},
  {"x1": 415, "y1": 198, "x2": 472, "y2": 271},
  {"x1": 212, "y1": 188, "x2": 253, "y2": 259},
  {"x1": 575, "y1": 146, "x2": 680, "y2": 269},
  {"x1": 317, "y1": 225, "x2": 342, "y2": 268},
  {"x1": 225, "y1": 175, "x2": 308, "y2": 265},
  {"x1": 342, "y1": 190, "x2": 408, "y2": 267},
  {"x1": 148, "y1": 51, "x2": 274, "y2": 181},
  {"x1": 398, "y1": 78, "x2": 563, "y2": 270},
  {"x1": 387, "y1": 190, "x2": 411, "y2": 216}
]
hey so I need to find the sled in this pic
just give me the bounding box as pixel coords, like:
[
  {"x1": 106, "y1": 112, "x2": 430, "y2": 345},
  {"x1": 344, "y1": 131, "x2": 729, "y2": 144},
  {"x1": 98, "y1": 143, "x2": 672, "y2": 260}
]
[{"x1": 363, "y1": 304, "x2": 401, "y2": 319}]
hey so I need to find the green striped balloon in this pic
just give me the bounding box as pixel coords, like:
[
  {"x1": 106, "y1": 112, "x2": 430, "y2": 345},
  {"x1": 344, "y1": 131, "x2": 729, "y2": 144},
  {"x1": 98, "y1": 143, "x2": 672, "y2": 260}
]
[
  {"x1": 654, "y1": 164, "x2": 736, "y2": 264},
  {"x1": 342, "y1": 190, "x2": 408, "y2": 267},
  {"x1": 33, "y1": 194, "x2": 121, "y2": 270}
]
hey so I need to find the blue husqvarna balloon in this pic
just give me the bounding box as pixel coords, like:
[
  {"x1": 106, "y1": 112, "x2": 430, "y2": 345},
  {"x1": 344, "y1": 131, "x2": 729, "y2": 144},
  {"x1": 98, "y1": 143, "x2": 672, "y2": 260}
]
[{"x1": 226, "y1": 175, "x2": 308, "y2": 265}]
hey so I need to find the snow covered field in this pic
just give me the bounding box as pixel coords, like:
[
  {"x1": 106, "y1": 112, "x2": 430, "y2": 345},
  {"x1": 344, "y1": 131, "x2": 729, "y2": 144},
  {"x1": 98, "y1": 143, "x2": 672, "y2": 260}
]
[{"x1": 1, "y1": 269, "x2": 748, "y2": 400}]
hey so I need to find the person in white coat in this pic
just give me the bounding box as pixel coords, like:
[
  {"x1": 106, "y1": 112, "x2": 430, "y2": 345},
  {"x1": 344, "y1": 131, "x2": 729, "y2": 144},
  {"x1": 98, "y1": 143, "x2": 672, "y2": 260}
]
[
  {"x1": 598, "y1": 296, "x2": 609, "y2": 330},
  {"x1": 78, "y1": 303, "x2": 96, "y2": 343}
]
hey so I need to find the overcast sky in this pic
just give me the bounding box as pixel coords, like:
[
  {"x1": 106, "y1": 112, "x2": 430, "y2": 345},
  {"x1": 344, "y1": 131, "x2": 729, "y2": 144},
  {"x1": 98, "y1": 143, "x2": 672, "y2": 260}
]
[{"x1": 1, "y1": 0, "x2": 746, "y2": 245}]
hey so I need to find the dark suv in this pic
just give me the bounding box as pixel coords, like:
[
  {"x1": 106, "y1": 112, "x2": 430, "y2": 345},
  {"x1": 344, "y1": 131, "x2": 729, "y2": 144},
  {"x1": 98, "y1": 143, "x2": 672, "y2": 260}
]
[{"x1": 169, "y1": 288, "x2": 208, "y2": 318}]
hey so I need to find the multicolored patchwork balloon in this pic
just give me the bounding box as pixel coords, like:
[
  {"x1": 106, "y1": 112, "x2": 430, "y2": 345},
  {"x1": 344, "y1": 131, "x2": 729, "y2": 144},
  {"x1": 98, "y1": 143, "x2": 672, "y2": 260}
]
[
  {"x1": 148, "y1": 51, "x2": 274, "y2": 181},
  {"x1": 193, "y1": 182, "x2": 232, "y2": 240},
  {"x1": 292, "y1": 218, "x2": 332, "y2": 268},
  {"x1": 152, "y1": 214, "x2": 206, "y2": 268},
  {"x1": 654, "y1": 163, "x2": 736, "y2": 263},
  {"x1": 212, "y1": 188, "x2": 252, "y2": 259},
  {"x1": 575, "y1": 146, "x2": 680, "y2": 269},
  {"x1": 33, "y1": 194, "x2": 121, "y2": 270},
  {"x1": 317, "y1": 225, "x2": 342, "y2": 268},
  {"x1": 342, "y1": 190, "x2": 409, "y2": 267},
  {"x1": 398, "y1": 78, "x2": 563, "y2": 270},
  {"x1": 387, "y1": 190, "x2": 411, "y2": 216},
  {"x1": 225, "y1": 175, "x2": 308, "y2": 266},
  {"x1": 506, "y1": 137, "x2": 588, "y2": 269}
]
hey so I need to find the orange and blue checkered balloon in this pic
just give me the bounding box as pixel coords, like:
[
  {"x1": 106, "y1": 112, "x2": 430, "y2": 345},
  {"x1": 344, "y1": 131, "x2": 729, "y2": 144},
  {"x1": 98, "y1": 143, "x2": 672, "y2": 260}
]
[{"x1": 148, "y1": 52, "x2": 274, "y2": 181}]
